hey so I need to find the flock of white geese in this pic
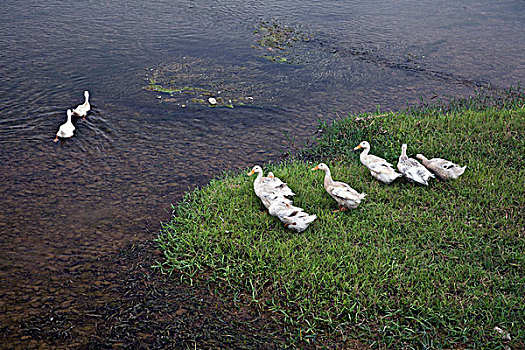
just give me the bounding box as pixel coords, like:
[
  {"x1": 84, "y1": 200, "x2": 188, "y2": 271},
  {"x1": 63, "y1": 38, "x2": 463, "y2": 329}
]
[
  {"x1": 53, "y1": 92, "x2": 466, "y2": 234},
  {"x1": 249, "y1": 141, "x2": 466, "y2": 232},
  {"x1": 54, "y1": 91, "x2": 91, "y2": 142}
]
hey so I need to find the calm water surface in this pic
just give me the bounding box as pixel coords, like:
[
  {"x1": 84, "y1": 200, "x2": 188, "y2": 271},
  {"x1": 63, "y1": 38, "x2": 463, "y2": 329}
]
[{"x1": 1, "y1": 0, "x2": 524, "y2": 346}]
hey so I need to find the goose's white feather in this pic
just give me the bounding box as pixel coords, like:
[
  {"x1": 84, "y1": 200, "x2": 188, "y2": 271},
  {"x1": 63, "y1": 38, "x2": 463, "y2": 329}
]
[
  {"x1": 397, "y1": 144, "x2": 435, "y2": 185},
  {"x1": 55, "y1": 109, "x2": 75, "y2": 141},
  {"x1": 354, "y1": 141, "x2": 401, "y2": 184},
  {"x1": 416, "y1": 154, "x2": 466, "y2": 180},
  {"x1": 312, "y1": 163, "x2": 365, "y2": 210},
  {"x1": 72, "y1": 90, "x2": 90, "y2": 118},
  {"x1": 249, "y1": 165, "x2": 315, "y2": 232},
  {"x1": 268, "y1": 200, "x2": 317, "y2": 233}
]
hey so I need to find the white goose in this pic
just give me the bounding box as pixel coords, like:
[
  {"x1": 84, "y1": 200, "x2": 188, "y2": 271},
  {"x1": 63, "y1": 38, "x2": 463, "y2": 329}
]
[
  {"x1": 267, "y1": 199, "x2": 316, "y2": 233},
  {"x1": 312, "y1": 163, "x2": 366, "y2": 211},
  {"x1": 415, "y1": 154, "x2": 466, "y2": 180},
  {"x1": 249, "y1": 166, "x2": 315, "y2": 232},
  {"x1": 72, "y1": 90, "x2": 90, "y2": 119},
  {"x1": 354, "y1": 141, "x2": 402, "y2": 184},
  {"x1": 248, "y1": 165, "x2": 294, "y2": 208},
  {"x1": 54, "y1": 109, "x2": 75, "y2": 142},
  {"x1": 397, "y1": 144, "x2": 435, "y2": 185},
  {"x1": 266, "y1": 171, "x2": 295, "y2": 197}
]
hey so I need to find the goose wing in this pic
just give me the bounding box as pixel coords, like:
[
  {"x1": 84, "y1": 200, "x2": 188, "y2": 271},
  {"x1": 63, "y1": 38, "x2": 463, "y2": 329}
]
[
  {"x1": 262, "y1": 176, "x2": 295, "y2": 196},
  {"x1": 365, "y1": 154, "x2": 393, "y2": 167},
  {"x1": 367, "y1": 160, "x2": 397, "y2": 174},
  {"x1": 329, "y1": 182, "x2": 361, "y2": 200}
]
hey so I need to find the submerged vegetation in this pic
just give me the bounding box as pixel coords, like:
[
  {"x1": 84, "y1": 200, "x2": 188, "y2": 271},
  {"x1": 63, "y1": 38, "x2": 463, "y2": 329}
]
[
  {"x1": 143, "y1": 59, "x2": 261, "y2": 108},
  {"x1": 157, "y1": 89, "x2": 524, "y2": 347},
  {"x1": 253, "y1": 20, "x2": 312, "y2": 64},
  {"x1": 143, "y1": 20, "x2": 316, "y2": 108}
]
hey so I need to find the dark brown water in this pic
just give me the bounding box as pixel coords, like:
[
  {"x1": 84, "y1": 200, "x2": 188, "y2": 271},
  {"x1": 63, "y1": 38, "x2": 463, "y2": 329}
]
[{"x1": 1, "y1": 0, "x2": 524, "y2": 347}]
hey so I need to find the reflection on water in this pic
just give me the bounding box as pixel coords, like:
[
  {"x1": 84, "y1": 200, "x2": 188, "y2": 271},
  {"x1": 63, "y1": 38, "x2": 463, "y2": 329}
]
[{"x1": 0, "y1": 0, "x2": 524, "y2": 347}]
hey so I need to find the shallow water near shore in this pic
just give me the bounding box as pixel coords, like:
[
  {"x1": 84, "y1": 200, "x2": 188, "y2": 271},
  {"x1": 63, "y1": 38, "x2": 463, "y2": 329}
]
[{"x1": 1, "y1": 0, "x2": 524, "y2": 347}]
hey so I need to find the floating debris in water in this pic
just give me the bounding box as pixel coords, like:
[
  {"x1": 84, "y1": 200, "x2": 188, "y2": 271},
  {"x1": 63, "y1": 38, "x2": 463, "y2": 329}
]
[{"x1": 208, "y1": 97, "x2": 217, "y2": 105}]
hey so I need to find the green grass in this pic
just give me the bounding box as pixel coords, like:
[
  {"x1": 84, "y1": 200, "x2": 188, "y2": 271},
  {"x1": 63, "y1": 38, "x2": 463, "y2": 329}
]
[{"x1": 156, "y1": 90, "x2": 525, "y2": 348}]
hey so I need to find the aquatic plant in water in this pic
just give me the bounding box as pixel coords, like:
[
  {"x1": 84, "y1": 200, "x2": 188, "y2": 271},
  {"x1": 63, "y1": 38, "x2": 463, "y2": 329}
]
[
  {"x1": 253, "y1": 20, "x2": 312, "y2": 64},
  {"x1": 143, "y1": 57, "x2": 276, "y2": 108},
  {"x1": 142, "y1": 22, "x2": 320, "y2": 108}
]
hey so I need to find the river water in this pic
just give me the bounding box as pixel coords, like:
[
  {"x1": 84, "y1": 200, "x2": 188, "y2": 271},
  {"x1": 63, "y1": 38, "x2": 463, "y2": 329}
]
[{"x1": 1, "y1": 0, "x2": 524, "y2": 347}]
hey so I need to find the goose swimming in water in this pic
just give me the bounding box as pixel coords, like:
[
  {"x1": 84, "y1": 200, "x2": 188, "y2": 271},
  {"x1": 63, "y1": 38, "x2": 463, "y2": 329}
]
[
  {"x1": 54, "y1": 109, "x2": 75, "y2": 142},
  {"x1": 72, "y1": 90, "x2": 90, "y2": 119}
]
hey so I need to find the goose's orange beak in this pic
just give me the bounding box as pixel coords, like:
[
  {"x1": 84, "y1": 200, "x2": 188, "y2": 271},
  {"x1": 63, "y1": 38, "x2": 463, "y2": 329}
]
[
  {"x1": 311, "y1": 165, "x2": 319, "y2": 171},
  {"x1": 353, "y1": 144, "x2": 362, "y2": 150},
  {"x1": 247, "y1": 170, "x2": 255, "y2": 176}
]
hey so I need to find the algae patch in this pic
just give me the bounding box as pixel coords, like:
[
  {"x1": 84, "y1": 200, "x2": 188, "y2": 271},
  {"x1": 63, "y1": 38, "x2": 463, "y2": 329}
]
[
  {"x1": 144, "y1": 57, "x2": 285, "y2": 108},
  {"x1": 253, "y1": 20, "x2": 313, "y2": 64},
  {"x1": 143, "y1": 21, "x2": 318, "y2": 108}
]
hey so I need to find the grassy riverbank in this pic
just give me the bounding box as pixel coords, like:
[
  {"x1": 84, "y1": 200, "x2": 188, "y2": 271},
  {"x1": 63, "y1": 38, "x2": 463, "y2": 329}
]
[{"x1": 157, "y1": 89, "x2": 524, "y2": 348}]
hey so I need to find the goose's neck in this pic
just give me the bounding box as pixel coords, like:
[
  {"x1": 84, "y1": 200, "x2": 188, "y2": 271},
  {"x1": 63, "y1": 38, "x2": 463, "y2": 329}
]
[
  {"x1": 254, "y1": 170, "x2": 263, "y2": 186},
  {"x1": 323, "y1": 168, "x2": 334, "y2": 187},
  {"x1": 360, "y1": 145, "x2": 370, "y2": 161},
  {"x1": 401, "y1": 145, "x2": 407, "y2": 158},
  {"x1": 416, "y1": 154, "x2": 428, "y2": 165}
]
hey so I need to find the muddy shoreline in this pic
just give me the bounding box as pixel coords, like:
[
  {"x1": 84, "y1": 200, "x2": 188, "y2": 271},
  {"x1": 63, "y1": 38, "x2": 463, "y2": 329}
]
[{"x1": 1, "y1": 236, "x2": 303, "y2": 349}]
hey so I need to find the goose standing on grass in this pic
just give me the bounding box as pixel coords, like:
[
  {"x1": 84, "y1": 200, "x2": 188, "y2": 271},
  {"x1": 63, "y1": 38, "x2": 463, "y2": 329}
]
[
  {"x1": 249, "y1": 166, "x2": 315, "y2": 232},
  {"x1": 415, "y1": 154, "x2": 466, "y2": 180},
  {"x1": 248, "y1": 165, "x2": 294, "y2": 208},
  {"x1": 54, "y1": 109, "x2": 75, "y2": 142},
  {"x1": 353, "y1": 141, "x2": 402, "y2": 184},
  {"x1": 72, "y1": 90, "x2": 90, "y2": 119},
  {"x1": 397, "y1": 144, "x2": 435, "y2": 185},
  {"x1": 312, "y1": 163, "x2": 366, "y2": 211},
  {"x1": 267, "y1": 198, "x2": 317, "y2": 233},
  {"x1": 267, "y1": 172, "x2": 295, "y2": 197}
]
